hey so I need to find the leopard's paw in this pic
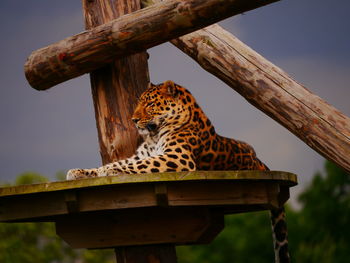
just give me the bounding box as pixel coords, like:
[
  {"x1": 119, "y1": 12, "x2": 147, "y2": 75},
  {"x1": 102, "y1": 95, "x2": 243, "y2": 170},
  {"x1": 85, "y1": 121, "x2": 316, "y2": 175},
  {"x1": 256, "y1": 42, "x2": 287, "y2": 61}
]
[{"x1": 66, "y1": 169, "x2": 83, "y2": 180}]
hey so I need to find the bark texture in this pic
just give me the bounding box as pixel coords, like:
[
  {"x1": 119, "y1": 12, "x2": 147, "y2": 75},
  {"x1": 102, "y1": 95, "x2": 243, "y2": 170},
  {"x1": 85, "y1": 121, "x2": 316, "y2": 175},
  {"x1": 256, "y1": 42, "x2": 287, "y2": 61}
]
[
  {"x1": 24, "y1": 0, "x2": 278, "y2": 90},
  {"x1": 83, "y1": 0, "x2": 173, "y2": 262},
  {"x1": 169, "y1": 24, "x2": 350, "y2": 172},
  {"x1": 82, "y1": 0, "x2": 148, "y2": 164}
]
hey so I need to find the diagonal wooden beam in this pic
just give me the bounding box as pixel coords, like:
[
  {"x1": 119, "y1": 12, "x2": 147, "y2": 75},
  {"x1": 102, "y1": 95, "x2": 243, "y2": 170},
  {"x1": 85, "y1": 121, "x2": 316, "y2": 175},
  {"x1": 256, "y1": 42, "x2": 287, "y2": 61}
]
[
  {"x1": 24, "y1": 0, "x2": 279, "y2": 90},
  {"x1": 169, "y1": 24, "x2": 350, "y2": 172}
]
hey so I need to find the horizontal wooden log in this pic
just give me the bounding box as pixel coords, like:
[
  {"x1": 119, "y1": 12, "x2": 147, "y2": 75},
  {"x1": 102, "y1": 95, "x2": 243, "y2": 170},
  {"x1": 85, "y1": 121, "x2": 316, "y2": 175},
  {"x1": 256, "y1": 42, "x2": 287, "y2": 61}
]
[
  {"x1": 169, "y1": 24, "x2": 350, "y2": 172},
  {"x1": 24, "y1": 0, "x2": 278, "y2": 90}
]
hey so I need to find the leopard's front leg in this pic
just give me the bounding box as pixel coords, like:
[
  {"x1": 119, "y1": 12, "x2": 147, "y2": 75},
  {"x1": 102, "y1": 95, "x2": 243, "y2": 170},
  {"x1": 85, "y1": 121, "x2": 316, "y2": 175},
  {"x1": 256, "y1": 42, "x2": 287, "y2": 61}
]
[
  {"x1": 67, "y1": 150, "x2": 196, "y2": 180},
  {"x1": 66, "y1": 156, "x2": 143, "y2": 180},
  {"x1": 66, "y1": 138, "x2": 196, "y2": 180},
  {"x1": 104, "y1": 151, "x2": 196, "y2": 175},
  {"x1": 66, "y1": 141, "x2": 152, "y2": 180}
]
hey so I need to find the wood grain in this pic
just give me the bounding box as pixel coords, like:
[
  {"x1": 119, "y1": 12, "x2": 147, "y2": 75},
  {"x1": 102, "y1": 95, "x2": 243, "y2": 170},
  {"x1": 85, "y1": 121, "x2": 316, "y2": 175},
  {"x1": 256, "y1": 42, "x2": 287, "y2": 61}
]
[
  {"x1": 0, "y1": 170, "x2": 297, "y2": 197},
  {"x1": 0, "y1": 171, "x2": 296, "y2": 222},
  {"x1": 24, "y1": 0, "x2": 278, "y2": 90},
  {"x1": 56, "y1": 207, "x2": 224, "y2": 248},
  {"x1": 169, "y1": 24, "x2": 350, "y2": 172},
  {"x1": 82, "y1": 0, "x2": 149, "y2": 163}
]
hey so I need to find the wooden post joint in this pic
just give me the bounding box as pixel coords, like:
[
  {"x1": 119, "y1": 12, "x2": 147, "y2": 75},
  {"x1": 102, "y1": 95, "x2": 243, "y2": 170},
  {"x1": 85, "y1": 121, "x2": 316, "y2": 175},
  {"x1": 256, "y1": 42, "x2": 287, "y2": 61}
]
[
  {"x1": 154, "y1": 183, "x2": 168, "y2": 207},
  {"x1": 278, "y1": 185, "x2": 290, "y2": 207},
  {"x1": 64, "y1": 191, "x2": 79, "y2": 213},
  {"x1": 266, "y1": 182, "x2": 280, "y2": 209}
]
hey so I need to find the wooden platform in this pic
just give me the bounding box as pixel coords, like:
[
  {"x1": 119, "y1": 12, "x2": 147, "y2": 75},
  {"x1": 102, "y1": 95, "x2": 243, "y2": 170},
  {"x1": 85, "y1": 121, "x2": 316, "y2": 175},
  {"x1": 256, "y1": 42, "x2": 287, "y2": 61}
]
[{"x1": 0, "y1": 171, "x2": 297, "y2": 249}]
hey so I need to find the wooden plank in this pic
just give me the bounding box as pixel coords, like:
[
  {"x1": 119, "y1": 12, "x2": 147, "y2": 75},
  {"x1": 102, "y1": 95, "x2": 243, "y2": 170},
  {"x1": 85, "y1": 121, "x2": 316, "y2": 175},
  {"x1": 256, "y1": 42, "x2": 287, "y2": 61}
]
[
  {"x1": 56, "y1": 207, "x2": 224, "y2": 248},
  {"x1": 0, "y1": 179, "x2": 292, "y2": 222},
  {"x1": 0, "y1": 171, "x2": 297, "y2": 197},
  {"x1": 222, "y1": 205, "x2": 273, "y2": 215},
  {"x1": 24, "y1": 0, "x2": 279, "y2": 90},
  {"x1": 0, "y1": 184, "x2": 157, "y2": 222},
  {"x1": 0, "y1": 192, "x2": 68, "y2": 222},
  {"x1": 167, "y1": 181, "x2": 269, "y2": 206},
  {"x1": 77, "y1": 184, "x2": 157, "y2": 211}
]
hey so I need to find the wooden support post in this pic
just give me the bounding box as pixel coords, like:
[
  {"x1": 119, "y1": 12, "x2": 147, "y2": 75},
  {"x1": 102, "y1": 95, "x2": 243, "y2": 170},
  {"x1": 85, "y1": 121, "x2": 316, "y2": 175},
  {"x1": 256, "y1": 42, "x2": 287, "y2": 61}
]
[
  {"x1": 82, "y1": 0, "x2": 148, "y2": 163},
  {"x1": 81, "y1": 0, "x2": 176, "y2": 261}
]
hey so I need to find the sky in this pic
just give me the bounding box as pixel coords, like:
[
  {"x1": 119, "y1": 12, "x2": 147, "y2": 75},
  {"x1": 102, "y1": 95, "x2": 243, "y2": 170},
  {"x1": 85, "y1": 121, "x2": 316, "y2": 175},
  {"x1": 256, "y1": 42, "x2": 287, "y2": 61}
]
[{"x1": 0, "y1": 0, "x2": 349, "y2": 203}]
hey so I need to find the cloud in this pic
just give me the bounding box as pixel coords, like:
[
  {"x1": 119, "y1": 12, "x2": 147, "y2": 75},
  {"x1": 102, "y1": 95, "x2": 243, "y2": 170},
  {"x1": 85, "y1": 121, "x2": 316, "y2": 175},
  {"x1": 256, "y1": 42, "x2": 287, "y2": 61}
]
[{"x1": 0, "y1": 7, "x2": 94, "y2": 182}]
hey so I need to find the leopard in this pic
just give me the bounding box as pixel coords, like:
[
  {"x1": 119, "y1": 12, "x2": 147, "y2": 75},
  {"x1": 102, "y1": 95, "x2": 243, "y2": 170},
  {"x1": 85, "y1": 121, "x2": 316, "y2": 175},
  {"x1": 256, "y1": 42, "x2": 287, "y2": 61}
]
[{"x1": 66, "y1": 80, "x2": 290, "y2": 262}]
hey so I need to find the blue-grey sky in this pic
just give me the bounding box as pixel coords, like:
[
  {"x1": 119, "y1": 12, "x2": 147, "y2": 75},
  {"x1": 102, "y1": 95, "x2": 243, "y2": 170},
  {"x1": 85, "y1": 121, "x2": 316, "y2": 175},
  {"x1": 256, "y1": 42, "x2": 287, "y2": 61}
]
[{"x1": 0, "y1": 0, "x2": 349, "y2": 202}]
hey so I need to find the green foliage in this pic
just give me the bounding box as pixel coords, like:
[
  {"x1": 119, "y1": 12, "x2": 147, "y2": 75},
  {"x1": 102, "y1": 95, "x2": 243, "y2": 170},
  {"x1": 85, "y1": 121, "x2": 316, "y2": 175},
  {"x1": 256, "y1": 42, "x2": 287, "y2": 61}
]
[
  {"x1": 177, "y1": 161, "x2": 350, "y2": 263},
  {"x1": 177, "y1": 211, "x2": 274, "y2": 263},
  {"x1": 288, "y1": 161, "x2": 350, "y2": 263},
  {"x1": 0, "y1": 222, "x2": 76, "y2": 263},
  {"x1": 0, "y1": 172, "x2": 115, "y2": 263},
  {"x1": 0, "y1": 162, "x2": 348, "y2": 262},
  {"x1": 15, "y1": 172, "x2": 49, "y2": 185}
]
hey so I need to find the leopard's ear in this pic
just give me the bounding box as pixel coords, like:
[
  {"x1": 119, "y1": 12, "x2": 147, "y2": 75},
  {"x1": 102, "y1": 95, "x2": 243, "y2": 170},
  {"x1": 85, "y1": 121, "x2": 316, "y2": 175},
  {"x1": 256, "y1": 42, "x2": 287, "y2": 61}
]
[{"x1": 164, "y1": 80, "x2": 179, "y2": 99}]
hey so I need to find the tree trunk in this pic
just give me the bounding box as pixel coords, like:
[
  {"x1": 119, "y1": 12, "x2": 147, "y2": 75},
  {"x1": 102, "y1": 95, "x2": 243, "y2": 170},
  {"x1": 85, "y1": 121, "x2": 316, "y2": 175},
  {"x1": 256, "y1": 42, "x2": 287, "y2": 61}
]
[
  {"x1": 24, "y1": 0, "x2": 279, "y2": 90},
  {"x1": 169, "y1": 24, "x2": 350, "y2": 172}
]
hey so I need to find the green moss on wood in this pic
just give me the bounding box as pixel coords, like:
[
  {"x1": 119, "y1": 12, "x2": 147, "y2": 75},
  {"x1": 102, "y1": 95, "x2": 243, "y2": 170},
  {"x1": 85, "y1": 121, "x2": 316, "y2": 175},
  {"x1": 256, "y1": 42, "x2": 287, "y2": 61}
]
[{"x1": 0, "y1": 171, "x2": 297, "y2": 197}]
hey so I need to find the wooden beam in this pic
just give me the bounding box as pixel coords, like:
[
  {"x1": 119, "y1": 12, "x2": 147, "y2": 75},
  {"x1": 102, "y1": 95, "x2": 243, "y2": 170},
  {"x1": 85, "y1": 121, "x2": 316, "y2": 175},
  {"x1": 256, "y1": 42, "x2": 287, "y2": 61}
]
[
  {"x1": 138, "y1": 0, "x2": 350, "y2": 172},
  {"x1": 82, "y1": 0, "x2": 149, "y2": 163},
  {"x1": 24, "y1": 0, "x2": 279, "y2": 91},
  {"x1": 56, "y1": 207, "x2": 224, "y2": 248},
  {"x1": 82, "y1": 0, "x2": 174, "y2": 261},
  {"x1": 168, "y1": 24, "x2": 350, "y2": 172}
]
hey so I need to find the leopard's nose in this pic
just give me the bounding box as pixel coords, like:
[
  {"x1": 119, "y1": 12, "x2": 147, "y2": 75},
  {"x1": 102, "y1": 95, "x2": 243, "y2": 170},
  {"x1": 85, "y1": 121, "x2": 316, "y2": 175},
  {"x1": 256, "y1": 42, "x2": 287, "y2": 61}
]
[{"x1": 132, "y1": 118, "x2": 140, "y2": 124}]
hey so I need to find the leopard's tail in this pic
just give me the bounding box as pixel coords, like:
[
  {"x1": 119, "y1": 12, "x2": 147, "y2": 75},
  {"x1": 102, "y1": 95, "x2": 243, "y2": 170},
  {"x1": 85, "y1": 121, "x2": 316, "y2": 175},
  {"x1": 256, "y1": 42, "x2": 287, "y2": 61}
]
[
  {"x1": 256, "y1": 161, "x2": 290, "y2": 263},
  {"x1": 270, "y1": 207, "x2": 290, "y2": 262}
]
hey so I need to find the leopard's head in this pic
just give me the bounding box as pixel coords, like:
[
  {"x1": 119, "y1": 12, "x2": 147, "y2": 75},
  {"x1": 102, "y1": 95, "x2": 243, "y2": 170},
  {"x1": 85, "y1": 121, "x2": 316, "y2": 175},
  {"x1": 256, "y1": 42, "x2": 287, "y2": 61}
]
[{"x1": 132, "y1": 80, "x2": 195, "y2": 137}]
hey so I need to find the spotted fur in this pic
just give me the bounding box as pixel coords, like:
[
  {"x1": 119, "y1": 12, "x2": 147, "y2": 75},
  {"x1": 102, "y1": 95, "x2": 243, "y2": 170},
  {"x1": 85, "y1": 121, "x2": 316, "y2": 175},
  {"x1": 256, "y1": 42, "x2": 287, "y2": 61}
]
[
  {"x1": 66, "y1": 80, "x2": 289, "y2": 262},
  {"x1": 271, "y1": 207, "x2": 290, "y2": 262}
]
